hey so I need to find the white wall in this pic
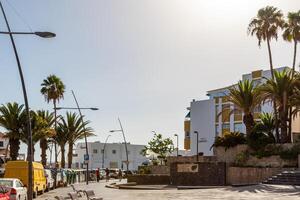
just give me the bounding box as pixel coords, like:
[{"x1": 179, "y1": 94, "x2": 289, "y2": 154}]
[
  {"x1": 190, "y1": 99, "x2": 215, "y2": 156},
  {"x1": 73, "y1": 142, "x2": 148, "y2": 170}
]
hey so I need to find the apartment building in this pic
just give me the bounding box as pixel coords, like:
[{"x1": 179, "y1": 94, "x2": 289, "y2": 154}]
[
  {"x1": 184, "y1": 67, "x2": 300, "y2": 155},
  {"x1": 72, "y1": 141, "x2": 148, "y2": 170}
]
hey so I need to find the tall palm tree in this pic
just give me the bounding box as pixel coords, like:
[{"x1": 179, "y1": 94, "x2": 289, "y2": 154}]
[
  {"x1": 248, "y1": 6, "x2": 285, "y2": 137},
  {"x1": 57, "y1": 112, "x2": 94, "y2": 168},
  {"x1": 282, "y1": 11, "x2": 300, "y2": 138},
  {"x1": 227, "y1": 80, "x2": 261, "y2": 136},
  {"x1": 40, "y1": 75, "x2": 65, "y2": 166},
  {"x1": 36, "y1": 110, "x2": 55, "y2": 166},
  {"x1": 248, "y1": 6, "x2": 285, "y2": 77},
  {"x1": 283, "y1": 11, "x2": 300, "y2": 71},
  {"x1": 259, "y1": 69, "x2": 297, "y2": 143},
  {"x1": 0, "y1": 102, "x2": 26, "y2": 160}
]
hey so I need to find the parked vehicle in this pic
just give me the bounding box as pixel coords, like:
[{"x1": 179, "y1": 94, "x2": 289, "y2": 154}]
[
  {"x1": 4, "y1": 161, "x2": 46, "y2": 198},
  {"x1": 0, "y1": 178, "x2": 27, "y2": 200},
  {"x1": 109, "y1": 169, "x2": 120, "y2": 179},
  {"x1": 44, "y1": 169, "x2": 54, "y2": 191},
  {"x1": 0, "y1": 186, "x2": 9, "y2": 200}
]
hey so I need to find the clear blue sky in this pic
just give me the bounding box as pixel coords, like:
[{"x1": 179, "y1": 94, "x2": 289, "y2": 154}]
[{"x1": 0, "y1": 0, "x2": 299, "y2": 160}]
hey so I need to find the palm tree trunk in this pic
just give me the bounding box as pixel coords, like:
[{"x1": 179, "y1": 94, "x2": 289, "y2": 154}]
[
  {"x1": 68, "y1": 142, "x2": 74, "y2": 168},
  {"x1": 267, "y1": 38, "x2": 280, "y2": 141},
  {"x1": 53, "y1": 99, "x2": 57, "y2": 188},
  {"x1": 243, "y1": 113, "x2": 255, "y2": 136},
  {"x1": 288, "y1": 41, "x2": 298, "y2": 142},
  {"x1": 9, "y1": 138, "x2": 20, "y2": 160},
  {"x1": 40, "y1": 138, "x2": 48, "y2": 166},
  {"x1": 267, "y1": 39, "x2": 274, "y2": 77},
  {"x1": 60, "y1": 145, "x2": 65, "y2": 168}
]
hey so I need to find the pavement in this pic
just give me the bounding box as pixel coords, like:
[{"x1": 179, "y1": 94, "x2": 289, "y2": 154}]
[{"x1": 37, "y1": 180, "x2": 300, "y2": 200}]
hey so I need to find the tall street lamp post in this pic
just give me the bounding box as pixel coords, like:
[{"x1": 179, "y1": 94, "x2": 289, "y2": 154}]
[
  {"x1": 54, "y1": 93, "x2": 98, "y2": 185},
  {"x1": 102, "y1": 135, "x2": 111, "y2": 168},
  {"x1": 174, "y1": 134, "x2": 179, "y2": 157},
  {"x1": 194, "y1": 131, "x2": 199, "y2": 162},
  {"x1": 0, "y1": 2, "x2": 55, "y2": 199},
  {"x1": 110, "y1": 118, "x2": 129, "y2": 172}
]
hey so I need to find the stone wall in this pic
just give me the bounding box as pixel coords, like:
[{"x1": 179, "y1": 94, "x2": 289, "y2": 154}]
[
  {"x1": 127, "y1": 174, "x2": 170, "y2": 185},
  {"x1": 170, "y1": 162, "x2": 226, "y2": 186},
  {"x1": 167, "y1": 156, "x2": 217, "y2": 165},
  {"x1": 149, "y1": 165, "x2": 170, "y2": 175},
  {"x1": 214, "y1": 144, "x2": 248, "y2": 163},
  {"x1": 227, "y1": 167, "x2": 281, "y2": 185},
  {"x1": 214, "y1": 144, "x2": 298, "y2": 167}
]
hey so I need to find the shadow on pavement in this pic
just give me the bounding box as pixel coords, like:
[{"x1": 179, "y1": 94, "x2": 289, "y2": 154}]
[{"x1": 224, "y1": 184, "x2": 300, "y2": 195}]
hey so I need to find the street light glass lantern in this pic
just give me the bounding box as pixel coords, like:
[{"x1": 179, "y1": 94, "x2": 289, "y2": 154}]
[{"x1": 34, "y1": 31, "x2": 56, "y2": 38}]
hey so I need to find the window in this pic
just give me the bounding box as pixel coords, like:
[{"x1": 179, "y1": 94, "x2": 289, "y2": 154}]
[
  {"x1": 234, "y1": 123, "x2": 244, "y2": 133},
  {"x1": 222, "y1": 123, "x2": 230, "y2": 135},
  {"x1": 215, "y1": 125, "x2": 219, "y2": 136},
  {"x1": 0, "y1": 141, "x2": 3, "y2": 147},
  {"x1": 101, "y1": 149, "x2": 104, "y2": 153},
  {"x1": 93, "y1": 149, "x2": 97, "y2": 154},
  {"x1": 112, "y1": 150, "x2": 116, "y2": 154},
  {"x1": 73, "y1": 154, "x2": 78, "y2": 157}
]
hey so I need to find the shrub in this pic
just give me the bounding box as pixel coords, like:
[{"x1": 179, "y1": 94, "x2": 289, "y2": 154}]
[
  {"x1": 250, "y1": 144, "x2": 282, "y2": 159},
  {"x1": 234, "y1": 151, "x2": 249, "y2": 166},
  {"x1": 247, "y1": 131, "x2": 275, "y2": 151},
  {"x1": 212, "y1": 132, "x2": 246, "y2": 150},
  {"x1": 279, "y1": 144, "x2": 300, "y2": 160}
]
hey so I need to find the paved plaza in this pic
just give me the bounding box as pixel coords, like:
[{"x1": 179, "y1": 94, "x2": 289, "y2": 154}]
[{"x1": 37, "y1": 180, "x2": 300, "y2": 200}]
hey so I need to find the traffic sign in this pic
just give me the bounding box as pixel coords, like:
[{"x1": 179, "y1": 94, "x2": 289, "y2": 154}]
[{"x1": 84, "y1": 154, "x2": 89, "y2": 161}]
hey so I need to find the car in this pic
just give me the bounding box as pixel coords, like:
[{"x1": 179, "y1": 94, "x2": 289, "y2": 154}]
[
  {"x1": 44, "y1": 169, "x2": 54, "y2": 191},
  {"x1": 109, "y1": 169, "x2": 121, "y2": 179},
  {"x1": 0, "y1": 178, "x2": 27, "y2": 200}
]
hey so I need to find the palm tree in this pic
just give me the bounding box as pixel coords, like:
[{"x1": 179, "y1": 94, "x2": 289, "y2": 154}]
[
  {"x1": 57, "y1": 112, "x2": 94, "y2": 168},
  {"x1": 227, "y1": 80, "x2": 261, "y2": 136},
  {"x1": 248, "y1": 6, "x2": 285, "y2": 77},
  {"x1": 248, "y1": 6, "x2": 285, "y2": 138},
  {"x1": 253, "y1": 112, "x2": 276, "y2": 142},
  {"x1": 40, "y1": 75, "x2": 65, "y2": 166},
  {"x1": 259, "y1": 69, "x2": 297, "y2": 143},
  {"x1": 36, "y1": 110, "x2": 55, "y2": 166},
  {"x1": 282, "y1": 11, "x2": 300, "y2": 138},
  {"x1": 0, "y1": 102, "x2": 26, "y2": 160},
  {"x1": 283, "y1": 11, "x2": 300, "y2": 71}
]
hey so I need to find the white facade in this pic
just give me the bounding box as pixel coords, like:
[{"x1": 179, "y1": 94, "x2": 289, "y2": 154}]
[
  {"x1": 72, "y1": 142, "x2": 148, "y2": 170},
  {"x1": 187, "y1": 67, "x2": 299, "y2": 156}
]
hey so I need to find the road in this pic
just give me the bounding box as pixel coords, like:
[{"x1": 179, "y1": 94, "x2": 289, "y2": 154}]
[{"x1": 37, "y1": 180, "x2": 300, "y2": 200}]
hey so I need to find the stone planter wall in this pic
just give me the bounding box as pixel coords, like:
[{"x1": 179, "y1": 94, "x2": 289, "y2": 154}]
[
  {"x1": 227, "y1": 167, "x2": 281, "y2": 185},
  {"x1": 127, "y1": 174, "x2": 170, "y2": 185},
  {"x1": 170, "y1": 162, "x2": 226, "y2": 186}
]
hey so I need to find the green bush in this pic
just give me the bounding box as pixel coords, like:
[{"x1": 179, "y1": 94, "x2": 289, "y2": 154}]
[
  {"x1": 250, "y1": 144, "x2": 282, "y2": 159},
  {"x1": 212, "y1": 132, "x2": 246, "y2": 150},
  {"x1": 247, "y1": 131, "x2": 275, "y2": 151},
  {"x1": 279, "y1": 144, "x2": 300, "y2": 160},
  {"x1": 234, "y1": 151, "x2": 249, "y2": 166}
]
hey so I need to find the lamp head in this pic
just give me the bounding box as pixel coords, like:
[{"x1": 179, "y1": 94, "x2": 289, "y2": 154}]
[{"x1": 35, "y1": 32, "x2": 56, "y2": 38}]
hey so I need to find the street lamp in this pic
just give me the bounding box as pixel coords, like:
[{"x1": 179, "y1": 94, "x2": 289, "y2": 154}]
[
  {"x1": 102, "y1": 135, "x2": 111, "y2": 168},
  {"x1": 110, "y1": 118, "x2": 129, "y2": 172},
  {"x1": 174, "y1": 134, "x2": 179, "y2": 157},
  {"x1": 54, "y1": 91, "x2": 98, "y2": 186},
  {"x1": 0, "y1": 2, "x2": 55, "y2": 199},
  {"x1": 194, "y1": 131, "x2": 199, "y2": 162},
  {"x1": 55, "y1": 107, "x2": 99, "y2": 111}
]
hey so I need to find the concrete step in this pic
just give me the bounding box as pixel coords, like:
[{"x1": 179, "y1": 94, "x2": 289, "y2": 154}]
[{"x1": 263, "y1": 170, "x2": 300, "y2": 186}]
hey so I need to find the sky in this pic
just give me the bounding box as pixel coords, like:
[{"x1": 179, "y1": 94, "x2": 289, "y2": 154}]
[{"x1": 0, "y1": 0, "x2": 300, "y2": 160}]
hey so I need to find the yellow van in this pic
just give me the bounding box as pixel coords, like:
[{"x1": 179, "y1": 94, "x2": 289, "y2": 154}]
[{"x1": 4, "y1": 161, "x2": 47, "y2": 197}]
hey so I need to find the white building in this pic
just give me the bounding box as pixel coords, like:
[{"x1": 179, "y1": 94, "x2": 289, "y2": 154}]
[
  {"x1": 72, "y1": 141, "x2": 148, "y2": 170},
  {"x1": 184, "y1": 67, "x2": 300, "y2": 156}
]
